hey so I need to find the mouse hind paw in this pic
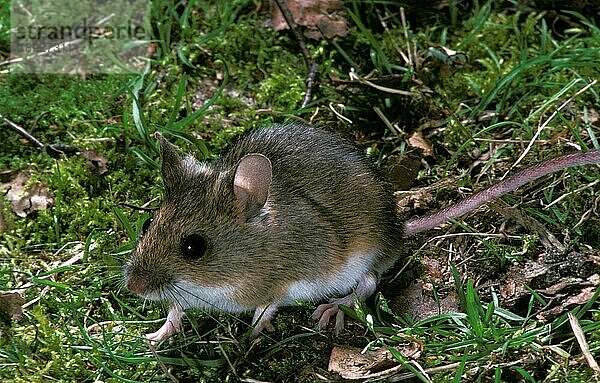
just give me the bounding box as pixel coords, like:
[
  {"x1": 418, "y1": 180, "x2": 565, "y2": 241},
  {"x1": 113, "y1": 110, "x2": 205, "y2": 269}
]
[
  {"x1": 312, "y1": 299, "x2": 349, "y2": 335},
  {"x1": 312, "y1": 272, "x2": 378, "y2": 335}
]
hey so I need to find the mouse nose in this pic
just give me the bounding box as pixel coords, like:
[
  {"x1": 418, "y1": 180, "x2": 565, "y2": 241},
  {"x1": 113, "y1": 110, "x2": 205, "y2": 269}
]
[{"x1": 125, "y1": 273, "x2": 149, "y2": 296}]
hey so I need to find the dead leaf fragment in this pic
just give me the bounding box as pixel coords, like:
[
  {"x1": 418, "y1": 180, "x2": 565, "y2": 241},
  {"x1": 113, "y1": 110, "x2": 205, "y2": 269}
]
[
  {"x1": 328, "y1": 343, "x2": 420, "y2": 380},
  {"x1": 82, "y1": 150, "x2": 108, "y2": 176},
  {"x1": 386, "y1": 154, "x2": 421, "y2": 191},
  {"x1": 0, "y1": 292, "x2": 25, "y2": 322},
  {"x1": 392, "y1": 281, "x2": 459, "y2": 321},
  {"x1": 536, "y1": 274, "x2": 600, "y2": 321},
  {"x1": 271, "y1": 0, "x2": 348, "y2": 39},
  {"x1": 1, "y1": 170, "x2": 53, "y2": 217},
  {"x1": 408, "y1": 131, "x2": 433, "y2": 156}
]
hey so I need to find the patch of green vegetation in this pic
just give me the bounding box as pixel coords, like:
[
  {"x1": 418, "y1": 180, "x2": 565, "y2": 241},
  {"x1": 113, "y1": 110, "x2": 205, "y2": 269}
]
[{"x1": 434, "y1": 8, "x2": 600, "y2": 147}]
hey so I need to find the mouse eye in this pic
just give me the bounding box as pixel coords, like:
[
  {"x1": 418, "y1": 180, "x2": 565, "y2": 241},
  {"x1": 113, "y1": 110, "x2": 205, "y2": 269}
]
[
  {"x1": 140, "y1": 216, "x2": 153, "y2": 236},
  {"x1": 180, "y1": 234, "x2": 208, "y2": 260}
]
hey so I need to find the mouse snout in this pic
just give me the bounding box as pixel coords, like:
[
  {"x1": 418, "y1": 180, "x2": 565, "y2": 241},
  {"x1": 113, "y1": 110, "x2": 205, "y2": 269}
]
[
  {"x1": 123, "y1": 261, "x2": 154, "y2": 296},
  {"x1": 123, "y1": 260, "x2": 174, "y2": 300},
  {"x1": 125, "y1": 271, "x2": 150, "y2": 296}
]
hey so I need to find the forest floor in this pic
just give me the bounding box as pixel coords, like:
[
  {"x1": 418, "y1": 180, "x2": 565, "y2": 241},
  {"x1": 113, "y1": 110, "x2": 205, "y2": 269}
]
[{"x1": 1, "y1": 1, "x2": 599, "y2": 382}]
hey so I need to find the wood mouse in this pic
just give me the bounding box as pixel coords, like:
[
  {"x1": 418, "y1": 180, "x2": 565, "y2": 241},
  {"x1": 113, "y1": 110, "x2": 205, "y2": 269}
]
[{"x1": 124, "y1": 123, "x2": 600, "y2": 342}]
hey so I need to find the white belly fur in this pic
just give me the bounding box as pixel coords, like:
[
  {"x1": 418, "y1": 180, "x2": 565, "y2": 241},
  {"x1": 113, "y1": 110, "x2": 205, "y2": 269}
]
[
  {"x1": 282, "y1": 250, "x2": 376, "y2": 304},
  {"x1": 170, "y1": 280, "x2": 251, "y2": 313}
]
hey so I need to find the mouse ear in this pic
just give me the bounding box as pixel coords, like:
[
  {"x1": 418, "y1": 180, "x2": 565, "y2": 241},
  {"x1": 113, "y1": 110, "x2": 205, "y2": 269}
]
[
  {"x1": 233, "y1": 153, "x2": 272, "y2": 220},
  {"x1": 155, "y1": 132, "x2": 184, "y2": 194}
]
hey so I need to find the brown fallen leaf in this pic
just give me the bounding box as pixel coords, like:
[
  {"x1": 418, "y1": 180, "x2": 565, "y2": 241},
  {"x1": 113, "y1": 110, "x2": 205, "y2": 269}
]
[
  {"x1": 1, "y1": 170, "x2": 54, "y2": 217},
  {"x1": 408, "y1": 130, "x2": 433, "y2": 156},
  {"x1": 0, "y1": 291, "x2": 25, "y2": 323},
  {"x1": 386, "y1": 154, "x2": 421, "y2": 191},
  {"x1": 270, "y1": 0, "x2": 348, "y2": 40},
  {"x1": 500, "y1": 260, "x2": 548, "y2": 303},
  {"x1": 536, "y1": 274, "x2": 600, "y2": 321},
  {"x1": 392, "y1": 281, "x2": 459, "y2": 321},
  {"x1": 328, "y1": 343, "x2": 420, "y2": 380},
  {"x1": 82, "y1": 150, "x2": 108, "y2": 176}
]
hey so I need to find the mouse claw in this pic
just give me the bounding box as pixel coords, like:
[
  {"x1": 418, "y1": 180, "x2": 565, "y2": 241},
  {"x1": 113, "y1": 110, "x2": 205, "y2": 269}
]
[
  {"x1": 250, "y1": 318, "x2": 275, "y2": 339},
  {"x1": 313, "y1": 303, "x2": 336, "y2": 330},
  {"x1": 334, "y1": 309, "x2": 345, "y2": 335}
]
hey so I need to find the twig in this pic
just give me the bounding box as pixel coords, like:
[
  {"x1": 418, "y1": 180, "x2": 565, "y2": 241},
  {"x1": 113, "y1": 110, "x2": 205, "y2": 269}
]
[
  {"x1": 273, "y1": 0, "x2": 318, "y2": 108},
  {"x1": 117, "y1": 201, "x2": 159, "y2": 212},
  {"x1": 399, "y1": 7, "x2": 413, "y2": 68},
  {"x1": 349, "y1": 69, "x2": 419, "y2": 96},
  {"x1": 364, "y1": 361, "x2": 462, "y2": 382},
  {"x1": 488, "y1": 200, "x2": 565, "y2": 252},
  {"x1": 1, "y1": 112, "x2": 81, "y2": 157},
  {"x1": 568, "y1": 312, "x2": 600, "y2": 375},
  {"x1": 1, "y1": 112, "x2": 44, "y2": 147},
  {"x1": 328, "y1": 103, "x2": 353, "y2": 124},
  {"x1": 0, "y1": 14, "x2": 115, "y2": 68},
  {"x1": 22, "y1": 242, "x2": 85, "y2": 309},
  {"x1": 373, "y1": 106, "x2": 401, "y2": 136},
  {"x1": 150, "y1": 346, "x2": 181, "y2": 383},
  {"x1": 544, "y1": 179, "x2": 599, "y2": 209}
]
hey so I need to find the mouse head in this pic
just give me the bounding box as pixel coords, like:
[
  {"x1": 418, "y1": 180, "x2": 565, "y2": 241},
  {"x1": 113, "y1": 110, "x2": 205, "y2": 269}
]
[{"x1": 124, "y1": 133, "x2": 272, "y2": 305}]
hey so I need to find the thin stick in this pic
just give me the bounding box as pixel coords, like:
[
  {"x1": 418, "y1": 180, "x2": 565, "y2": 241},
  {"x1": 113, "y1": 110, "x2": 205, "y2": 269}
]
[
  {"x1": 568, "y1": 312, "x2": 600, "y2": 375},
  {"x1": 273, "y1": 0, "x2": 318, "y2": 108},
  {"x1": 1, "y1": 112, "x2": 81, "y2": 156},
  {"x1": 0, "y1": 112, "x2": 45, "y2": 148}
]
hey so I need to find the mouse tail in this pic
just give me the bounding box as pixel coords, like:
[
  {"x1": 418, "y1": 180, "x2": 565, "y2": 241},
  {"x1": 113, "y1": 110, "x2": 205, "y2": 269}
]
[{"x1": 403, "y1": 150, "x2": 600, "y2": 236}]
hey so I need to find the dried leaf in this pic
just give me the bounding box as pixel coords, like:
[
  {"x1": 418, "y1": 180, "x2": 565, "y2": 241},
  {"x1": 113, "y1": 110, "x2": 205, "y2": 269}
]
[
  {"x1": 392, "y1": 281, "x2": 459, "y2": 321},
  {"x1": 82, "y1": 150, "x2": 108, "y2": 176},
  {"x1": 386, "y1": 154, "x2": 421, "y2": 191},
  {"x1": 271, "y1": 0, "x2": 348, "y2": 40},
  {"x1": 536, "y1": 274, "x2": 600, "y2": 321},
  {"x1": 408, "y1": 131, "x2": 433, "y2": 156},
  {"x1": 1, "y1": 170, "x2": 53, "y2": 217},
  {"x1": 0, "y1": 291, "x2": 25, "y2": 323},
  {"x1": 328, "y1": 343, "x2": 420, "y2": 380}
]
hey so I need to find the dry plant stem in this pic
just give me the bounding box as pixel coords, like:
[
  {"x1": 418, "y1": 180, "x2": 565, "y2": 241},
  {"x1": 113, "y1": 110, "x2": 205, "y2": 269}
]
[
  {"x1": 22, "y1": 244, "x2": 85, "y2": 309},
  {"x1": 568, "y1": 312, "x2": 600, "y2": 375},
  {"x1": 373, "y1": 106, "x2": 400, "y2": 136},
  {"x1": 349, "y1": 70, "x2": 418, "y2": 96},
  {"x1": 1, "y1": 112, "x2": 81, "y2": 156},
  {"x1": 150, "y1": 346, "x2": 180, "y2": 383},
  {"x1": 399, "y1": 7, "x2": 414, "y2": 68},
  {"x1": 117, "y1": 202, "x2": 158, "y2": 212},
  {"x1": 364, "y1": 361, "x2": 462, "y2": 382},
  {"x1": 273, "y1": 0, "x2": 318, "y2": 107},
  {"x1": 1, "y1": 112, "x2": 45, "y2": 147}
]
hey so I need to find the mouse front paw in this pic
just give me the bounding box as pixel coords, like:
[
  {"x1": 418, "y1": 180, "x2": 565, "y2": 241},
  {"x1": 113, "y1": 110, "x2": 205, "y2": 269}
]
[
  {"x1": 145, "y1": 305, "x2": 184, "y2": 345},
  {"x1": 251, "y1": 304, "x2": 278, "y2": 339}
]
